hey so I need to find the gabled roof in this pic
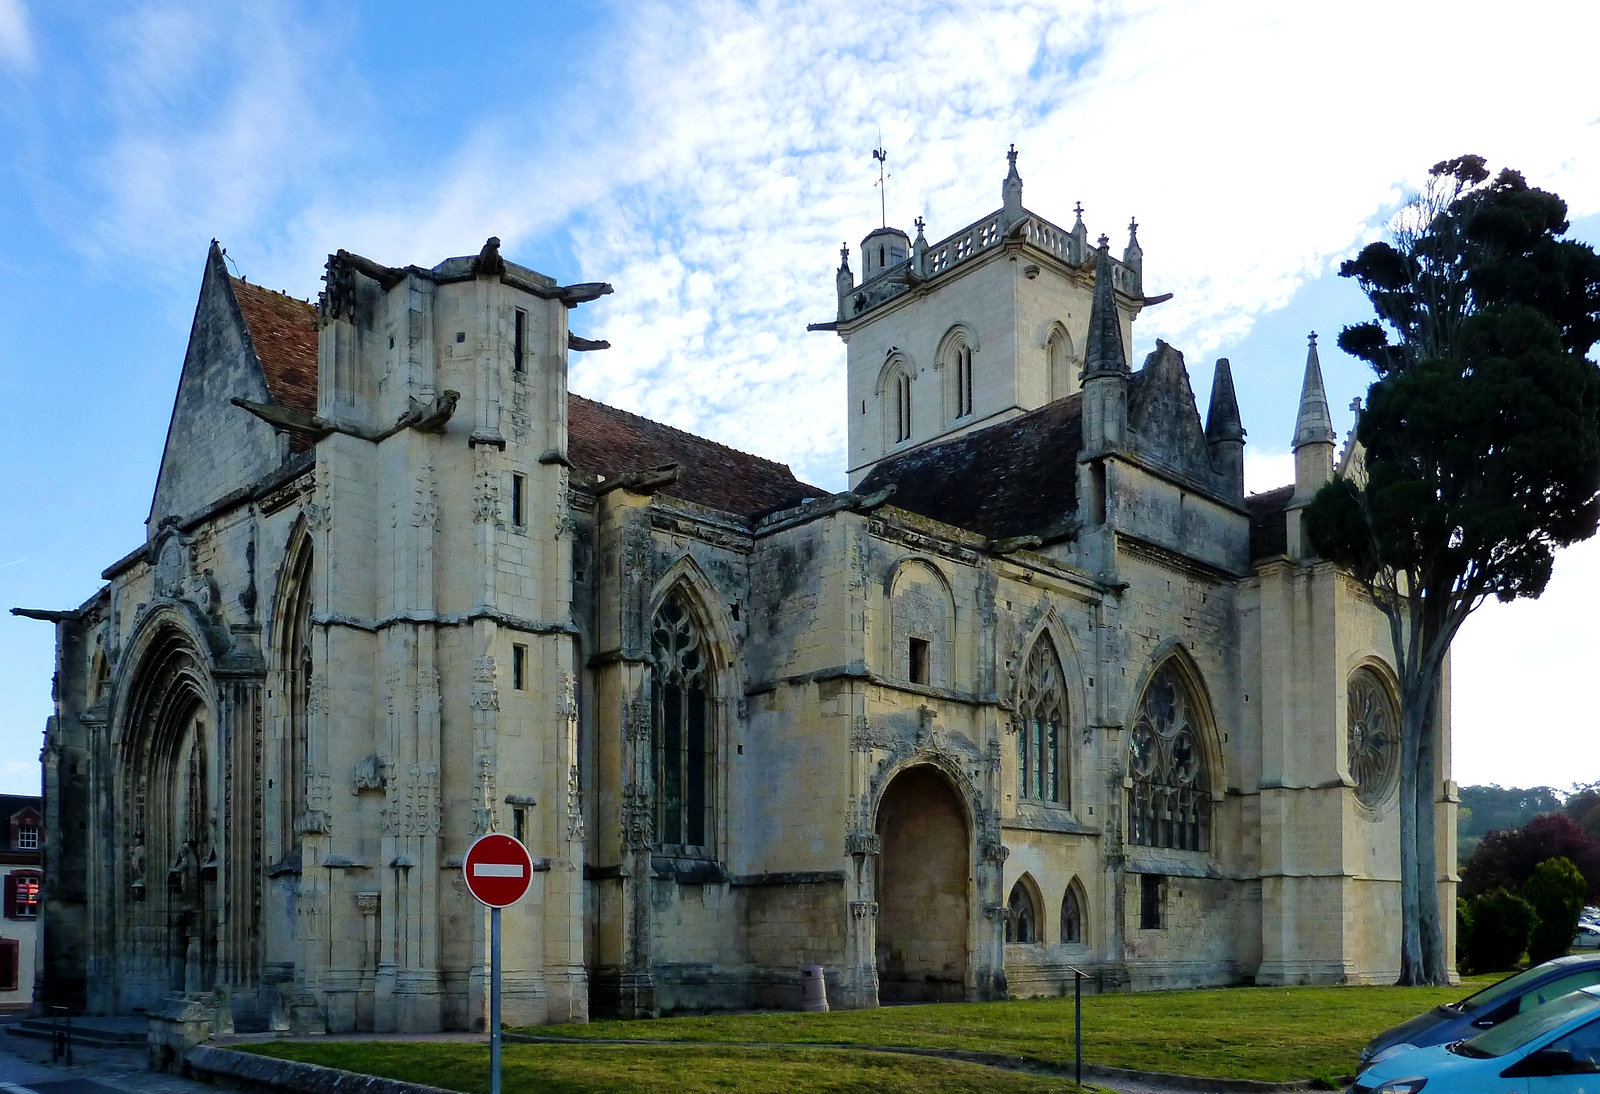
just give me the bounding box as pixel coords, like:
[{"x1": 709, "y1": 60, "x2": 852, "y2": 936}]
[
  {"x1": 231, "y1": 279, "x2": 318, "y2": 416},
  {"x1": 567, "y1": 395, "x2": 829, "y2": 518},
  {"x1": 1246, "y1": 484, "x2": 1294, "y2": 561},
  {"x1": 857, "y1": 393, "x2": 1085, "y2": 540}
]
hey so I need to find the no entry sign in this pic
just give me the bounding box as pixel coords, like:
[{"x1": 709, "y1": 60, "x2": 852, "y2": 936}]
[{"x1": 463, "y1": 832, "x2": 534, "y2": 908}]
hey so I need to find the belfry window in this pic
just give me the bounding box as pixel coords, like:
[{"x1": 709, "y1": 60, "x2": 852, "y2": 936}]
[
  {"x1": 1017, "y1": 635, "x2": 1067, "y2": 804},
  {"x1": 651, "y1": 592, "x2": 713, "y2": 851},
  {"x1": 1127, "y1": 662, "x2": 1212, "y2": 852},
  {"x1": 955, "y1": 343, "x2": 973, "y2": 418},
  {"x1": 894, "y1": 370, "x2": 911, "y2": 442}
]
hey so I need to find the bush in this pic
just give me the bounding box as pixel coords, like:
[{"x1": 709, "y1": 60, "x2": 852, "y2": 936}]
[
  {"x1": 1456, "y1": 896, "x2": 1475, "y2": 972},
  {"x1": 1524, "y1": 856, "x2": 1587, "y2": 964},
  {"x1": 1463, "y1": 813, "x2": 1600, "y2": 902},
  {"x1": 1461, "y1": 890, "x2": 1536, "y2": 973}
]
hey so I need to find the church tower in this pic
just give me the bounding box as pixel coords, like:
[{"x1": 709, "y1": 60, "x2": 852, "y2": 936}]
[{"x1": 825, "y1": 149, "x2": 1149, "y2": 487}]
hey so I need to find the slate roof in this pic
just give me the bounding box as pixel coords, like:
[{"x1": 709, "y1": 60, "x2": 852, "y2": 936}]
[
  {"x1": 1246, "y1": 484, "x2": 1294, "y2": 561},
  {"x1": 857, "y1": 393, "x2": 1086, "y2": 541},
  {"x1": 231, "y1": 279, "x2": 318, "y2": 416},
  {"x1": 567, "y1": 395, "x2": 829, "y2": 519}
]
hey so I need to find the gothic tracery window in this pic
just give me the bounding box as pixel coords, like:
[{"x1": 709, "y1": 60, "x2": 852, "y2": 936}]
[
  {"x1": 1127, "y1": 662, "x2": 1211, "y2": 852},
  {"x1": 1017, "y1": 636, "x2": 1067, "y2": 804},
  {"x1": 651, "y1": 592, "x2": 713, "y2": 850},
  {"x1": 1348, "y1": 667, "x2": 1400, "y2": 810}
]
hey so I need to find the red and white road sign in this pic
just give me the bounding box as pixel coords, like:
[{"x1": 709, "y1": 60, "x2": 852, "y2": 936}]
[{"x1": 463, "y1": 832, "x2": 534, "y2": 908}]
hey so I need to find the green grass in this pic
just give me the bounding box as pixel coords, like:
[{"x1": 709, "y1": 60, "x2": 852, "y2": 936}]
[
  {"x1": 239, "y1": 1040, "x2": 1097, "y2": 1093},
  {"x1": 528, "y1": 978, "x2": 1496, "y2": 1085}
]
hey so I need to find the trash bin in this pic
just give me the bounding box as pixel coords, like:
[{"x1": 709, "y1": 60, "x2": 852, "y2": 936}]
[{"x1": 800, "y1": 965, "x2": 829, "y2": 1012}]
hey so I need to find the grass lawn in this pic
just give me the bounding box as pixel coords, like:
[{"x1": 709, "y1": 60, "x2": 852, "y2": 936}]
[
  {"x1": 529, "y1": 978, "x2": 1496, "y2": 1086},
  {"x1": 240, "y1": 1039, "x2": 1098, "y2": 1093}
]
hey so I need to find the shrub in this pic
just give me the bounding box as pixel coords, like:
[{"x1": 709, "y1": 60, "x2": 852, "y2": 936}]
[
  {"x1": 1456, "y1": 896, "x2": 1475, "y2": 973},
  {"x1": 1524, "y1": 856, "x2": 1587, "y2": 964},
  {"x1": 1463, "y1": 813, "x2": 1600, "y2": 902},
  {"x1": 1461, "y1": 890, "x2": 1536, "y2": 973}
]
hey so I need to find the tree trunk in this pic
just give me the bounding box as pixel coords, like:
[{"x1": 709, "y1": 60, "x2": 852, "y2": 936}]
[
  {"x1": 1415, "y1": 694, "x2": 1445, "y2": 983},
  {"x1": 1396, "y1": 687, "x2": 1423, "y2": 985}
]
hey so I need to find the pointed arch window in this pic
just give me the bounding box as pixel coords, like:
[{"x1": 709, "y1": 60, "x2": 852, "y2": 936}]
[
  {"x1": 894, "y1": 369, "x2": 912, "y2": 442},
  {"x1": 1006, "y1": 880, "x2": 1039, "y2": 944},
  {"x1": 1060, "y1": 883, "x2": 1084, "y2": 944},
  {"x1": 651, "y1": 591, "x2": 713, "y2": 850},
  {"x1": 1128, "y1": 662, "x2": 1212, "y2": 852},
  {"x1": 1047, "y1": 325, "x2": 1076, "y2": 402},
  {"x1": 1017, "y1": 635, "x2": 1067, "y2": 804},
  {"x1": 940, "y1": 330, "x2": 975, "y2": 421}
]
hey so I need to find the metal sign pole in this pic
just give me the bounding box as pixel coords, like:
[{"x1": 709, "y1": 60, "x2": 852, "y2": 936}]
[{"x1": 491, "y1": 904, "x2": 502, "y2": 1094}]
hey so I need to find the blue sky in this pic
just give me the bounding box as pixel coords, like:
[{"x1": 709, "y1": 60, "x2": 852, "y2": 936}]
[{"x1": 1, "y1": 0, "x2": 1597, "y2": 796}]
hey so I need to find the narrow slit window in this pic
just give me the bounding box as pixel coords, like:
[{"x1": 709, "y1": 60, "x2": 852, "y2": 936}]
[
  {"x1": 908, "y1": 637, "x2": 930, "y2": 685},
  {"x1": 511, "y1": 473, "x2": 526, "y2": 527},
  {"x1": 512, "y1": 644, "x2": 527, "y2": 691},
  {"x1": 513, "y1": 309, "x2": 527, "y2": 373},
  {"x1": 513, "y1": 806, "x2": 527, "y2": 843}
]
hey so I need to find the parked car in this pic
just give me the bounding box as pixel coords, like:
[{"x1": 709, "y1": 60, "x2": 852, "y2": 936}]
[
  {"x1": 1575, "y1": 924, "x2": 1600, "y2": 950},
  {"x1": 1349, "y1": 984, "x2": 1600, "y2": 1092},
  {"x1": 1359, "y1": 954, "x2": 1600, "y2": 1068}
]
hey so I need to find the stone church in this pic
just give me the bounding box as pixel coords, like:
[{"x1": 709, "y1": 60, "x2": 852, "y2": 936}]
[{"x1": 18, "y1": 151, "x2": 1455, "y2": 1033}]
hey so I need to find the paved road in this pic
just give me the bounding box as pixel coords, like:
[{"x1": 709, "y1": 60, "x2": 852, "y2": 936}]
[{"x1": 0, "y1": 1021, "x2": 208, "y2": 1094}]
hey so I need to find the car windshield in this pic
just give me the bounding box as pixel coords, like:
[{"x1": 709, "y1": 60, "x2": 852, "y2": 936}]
[
  {"x1": 1459, "y1": 990, "x2": 1600, "y2": 1058},
  {"x1": 1455, "y1": 961, "x2": 1580, "y2": 1013}
]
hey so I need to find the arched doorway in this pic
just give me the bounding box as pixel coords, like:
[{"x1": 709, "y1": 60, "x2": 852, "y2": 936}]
[
  {"x1": 116, "y1": 618, "x2": 221, "y2": 1007},
  {"x1": 874, "y1": 766, "x2": 969, "y2": 1002}
]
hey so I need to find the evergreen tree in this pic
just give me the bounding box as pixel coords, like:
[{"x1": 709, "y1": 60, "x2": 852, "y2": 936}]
[{"x1": 1308, "y1": 157, "x2": 1600, "y2": 984}]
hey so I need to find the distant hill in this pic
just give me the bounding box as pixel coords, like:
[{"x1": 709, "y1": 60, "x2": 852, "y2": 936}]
[{"x1": 1459, "y1": 783, "x2": 1600, "y2": 866}]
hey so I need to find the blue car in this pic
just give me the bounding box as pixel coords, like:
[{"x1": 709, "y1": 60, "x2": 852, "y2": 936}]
[
  {"x1": 1361, "y1": 955, "x2": 1600, "y2": 1068},
  {"x1": 1350, "y1": 984, "x2": 1600, "y2": 1092}
]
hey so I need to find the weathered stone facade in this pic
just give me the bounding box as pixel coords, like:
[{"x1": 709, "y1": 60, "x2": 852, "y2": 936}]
[{"x1": 23, "y1": 153, "x2": 1454, "y2": 1032}]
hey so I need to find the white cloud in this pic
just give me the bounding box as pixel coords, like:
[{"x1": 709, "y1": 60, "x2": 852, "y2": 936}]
[{"x1": 0, "y1": 0, "x2": 33, "y2": 76}]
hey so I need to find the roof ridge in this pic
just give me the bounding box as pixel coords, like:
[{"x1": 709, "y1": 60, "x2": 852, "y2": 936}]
[
  {"x1": 230, "y1": 276, "x2": 316, "y2": 314},
  {"x1": 569, "y1": 392, "x2": 808, "y2": 479}
]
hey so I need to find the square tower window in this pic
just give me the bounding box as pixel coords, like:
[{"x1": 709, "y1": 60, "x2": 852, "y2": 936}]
[
  {"x1": 1139, "y1": 873, "x2": 1164, "y2": 930},
  {"x1": 908, "y1": 638, "x2": 930, "y2": 685}
]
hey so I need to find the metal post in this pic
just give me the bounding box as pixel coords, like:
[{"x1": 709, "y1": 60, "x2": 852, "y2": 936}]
[{"x1": 491, "y1": 905, "x2": 502, "y2": 1094}]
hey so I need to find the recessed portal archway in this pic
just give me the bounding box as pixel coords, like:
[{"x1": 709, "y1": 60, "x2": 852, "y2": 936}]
[{"x1": 874, "y1": 765, "x2": 970, "y2": 1002}]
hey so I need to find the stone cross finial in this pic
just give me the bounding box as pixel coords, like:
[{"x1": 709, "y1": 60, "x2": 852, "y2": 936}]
[
  {"x1": 1007, "y1": 144, "x2": 1018, "y2": 170},
  {"x1": 1097, "y1": 233, "x2": 1110, "y2": 249},
  {"x1": 914, "y1": 215, "x2": 925, "y2": 235},
  {"x1": 1309, "y1": 331, "x2": 1318, "y2": 346},
  {"x1": 1350, "y1": 397, "x2": 1362, "y2": 413},
  {"x1": 840, "y1": 243, "x2": 849, "y2": 264},
  {"x1": 1074, "y1": 201, "x2": 1084, "y2": 222},
  {"x1": 1128, "y1": 217, "x2": 1138, "y2": 237}
]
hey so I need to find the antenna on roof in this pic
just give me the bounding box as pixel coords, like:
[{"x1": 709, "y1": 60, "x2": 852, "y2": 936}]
[{"x1": 872, "y1": 136, "x2": 890, "y2": 228}]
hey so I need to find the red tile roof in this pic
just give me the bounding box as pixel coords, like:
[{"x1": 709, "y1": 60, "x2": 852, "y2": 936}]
[
  {"x1": 231, "y1": 278, "x2": 318, "y2": 416},
  {"x1": 220, "y1": 282, "x2": 825, "y2": 519},
  {"x1": 567, "y1": 394, "x2": 829, "y2": 518}
]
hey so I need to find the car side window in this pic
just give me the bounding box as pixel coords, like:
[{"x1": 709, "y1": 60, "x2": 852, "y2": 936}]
[
  {"x1": 1519, "y1": 973, "x2": 1600, "y2": 1014},
  {"x1": 1544, "y1": 1018, "x2": 1600, "y2": 1072}
]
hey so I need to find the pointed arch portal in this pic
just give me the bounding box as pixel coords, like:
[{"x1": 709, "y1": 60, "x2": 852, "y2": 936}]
[{"x1": 875, "y1": 765, "x2": 969, "y2": 1002}]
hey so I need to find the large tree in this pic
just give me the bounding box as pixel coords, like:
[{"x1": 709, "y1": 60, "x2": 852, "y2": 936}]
[{"x1": 1307, "y1": 156, "x2": 1600, "y2": 984}]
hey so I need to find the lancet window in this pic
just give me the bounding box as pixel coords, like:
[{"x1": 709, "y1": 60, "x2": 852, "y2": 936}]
[
  {"x1": 893, "y1": 369, "x2": 912, "y2": 442},
  {"x1": 941, "y1": 330, "x2": 975, "y2": 421},
  {"x1": 1060, "y1": 883, "x2": 1083, "y2": 944},
  {"x1": 651, "y1": 591, "x2": 714, "y2": 850},
  {"x1": 1017, "y1": 635, "x2": 1067, "y2": 804},
  {"x1": 1127, "y1": 662, "x2": 1211, "y2": 852},
  {"x1": 1348, "y1": 666, "x2": 1400, "y2": 810},
  {"x1": 1006, "y1": 879, "x2": 1039, "y2": 944}
]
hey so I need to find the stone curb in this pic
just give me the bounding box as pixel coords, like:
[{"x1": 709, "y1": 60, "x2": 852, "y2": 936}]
[
  {"x1": 188, "y1": 1039, "x2": 1318, "y2": 1094},
  {"x1": 185, "y1": 1045, "x2": 461, "y2": 1094}
]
